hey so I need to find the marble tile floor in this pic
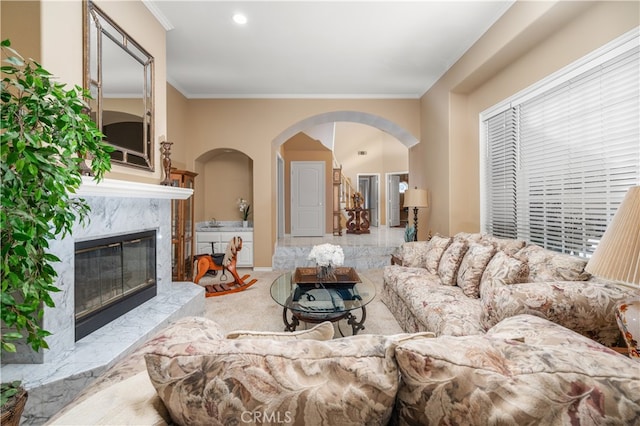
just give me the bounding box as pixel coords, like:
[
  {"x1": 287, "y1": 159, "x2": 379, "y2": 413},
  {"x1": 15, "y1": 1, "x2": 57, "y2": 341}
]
[
  {"x1": 273, "y1": 226, "x2": 406, "y2": 271},
  {"x1": 1, "y1": 283, "x2": 204, "y2": 426}
]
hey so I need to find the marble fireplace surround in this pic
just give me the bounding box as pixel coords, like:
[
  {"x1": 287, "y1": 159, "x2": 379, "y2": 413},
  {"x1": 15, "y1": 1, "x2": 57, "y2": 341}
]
[{"x1": 1, "y1": 177, "x2": 205, "y2": 425}]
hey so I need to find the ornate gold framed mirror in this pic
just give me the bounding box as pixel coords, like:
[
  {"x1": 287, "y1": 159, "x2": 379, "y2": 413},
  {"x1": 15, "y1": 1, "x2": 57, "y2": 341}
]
[{"x1": 84, "y1": 1, "x2": 155, "y2": 170}]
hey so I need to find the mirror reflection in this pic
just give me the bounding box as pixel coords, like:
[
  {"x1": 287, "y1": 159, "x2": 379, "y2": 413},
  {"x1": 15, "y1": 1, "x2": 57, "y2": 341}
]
[{"x1": 85, "y1": 1, "x2": 154, "y2": 170}]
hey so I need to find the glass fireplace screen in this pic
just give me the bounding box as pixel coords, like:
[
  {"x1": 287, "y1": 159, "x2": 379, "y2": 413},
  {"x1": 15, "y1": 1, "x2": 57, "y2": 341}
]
[{"x1": 75, "y1": 230, "x2": 157, "y2": 340}]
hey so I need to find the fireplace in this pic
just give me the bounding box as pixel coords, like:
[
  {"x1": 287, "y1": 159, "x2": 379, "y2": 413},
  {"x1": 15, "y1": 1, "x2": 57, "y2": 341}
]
[{"x1": 75, "y1": 230, "x2": 157, "y2": 340}]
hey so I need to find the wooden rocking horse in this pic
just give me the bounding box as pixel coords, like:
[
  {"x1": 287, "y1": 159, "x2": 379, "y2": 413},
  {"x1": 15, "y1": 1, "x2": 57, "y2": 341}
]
[{"x1": 193, "y1": 236, "x2": 257, "y2": 297}]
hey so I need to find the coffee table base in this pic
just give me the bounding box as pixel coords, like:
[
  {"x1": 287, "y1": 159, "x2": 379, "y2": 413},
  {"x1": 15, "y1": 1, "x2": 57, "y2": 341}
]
[{"x1": 283, "y1": 306, "x2": 367, "y2": 336}]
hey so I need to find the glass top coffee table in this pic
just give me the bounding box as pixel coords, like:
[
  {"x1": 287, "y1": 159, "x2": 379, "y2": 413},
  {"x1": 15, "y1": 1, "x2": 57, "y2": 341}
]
[{"x1": 270, "y1": 268, "x2": 376, "y2": 336}]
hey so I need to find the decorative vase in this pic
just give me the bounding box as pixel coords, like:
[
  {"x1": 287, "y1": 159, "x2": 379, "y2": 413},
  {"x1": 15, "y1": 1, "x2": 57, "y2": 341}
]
[
  {"x1": 242, "y1": 220, "x2": 248, "y2": 228},
  {"x1": 317, "y1": 265, "x2": 336, "y2": 282},
  {"x1": 616, "y1": 299, "x2": 640, "y2": 359}
]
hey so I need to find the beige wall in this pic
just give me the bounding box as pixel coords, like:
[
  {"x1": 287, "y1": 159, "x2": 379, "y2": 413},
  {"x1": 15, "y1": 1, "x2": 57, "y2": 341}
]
[
  {"x1": 2, "y1": 0, "x2": 168, "y2": 185},
  {"x1": 166, "y1": 84, "x2": 190, "y2": 170},
  {"x1": 1, "y1": 1, "x2": 40, "y2": 61},
  {"x1": 418, "y1": 0, "x2": 639, "y2": 239},
  {"x1": 201, "y1": 151, "x2": 253, "y2": 223},
  {"x1": 334, "y1": 123, "x2": 409, "y2": 226},
  {"x1": 169, "y1": 98, "x2": 419, "y2": 267}
]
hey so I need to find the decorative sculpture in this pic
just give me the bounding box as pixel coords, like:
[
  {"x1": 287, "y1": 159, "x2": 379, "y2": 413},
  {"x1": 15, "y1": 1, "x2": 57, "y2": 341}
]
[{"x1": 160, "y1": 141, "x2": 173, "y2": 185}]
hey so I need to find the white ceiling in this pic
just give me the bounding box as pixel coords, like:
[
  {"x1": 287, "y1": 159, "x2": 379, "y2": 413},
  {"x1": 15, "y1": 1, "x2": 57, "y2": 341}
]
[{"x1": 145, "y1": 1, "x2": 515, "y2": 99}]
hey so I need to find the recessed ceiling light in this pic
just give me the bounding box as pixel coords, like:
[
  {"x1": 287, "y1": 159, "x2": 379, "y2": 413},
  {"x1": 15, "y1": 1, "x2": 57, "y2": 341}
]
[{"x1": 233, "y1": 13, "x2": 247, "y2": 25}]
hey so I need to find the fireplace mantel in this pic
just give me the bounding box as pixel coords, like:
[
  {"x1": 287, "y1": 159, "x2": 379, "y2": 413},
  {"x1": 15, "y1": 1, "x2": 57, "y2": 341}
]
[{"x1": 76, "y1": 176, "x2": 192, "y2": 199}]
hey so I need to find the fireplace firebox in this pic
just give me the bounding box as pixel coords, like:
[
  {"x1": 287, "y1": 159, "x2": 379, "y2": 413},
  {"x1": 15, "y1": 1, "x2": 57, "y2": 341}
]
[{"x1": 75, "y1": 230, "x2": 157, "y2": 341}]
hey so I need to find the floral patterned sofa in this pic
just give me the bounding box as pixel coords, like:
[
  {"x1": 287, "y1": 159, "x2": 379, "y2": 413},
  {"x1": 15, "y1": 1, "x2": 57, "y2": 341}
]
[
  {"x1": 47, "y1": 315, "x2": 640, "y2": 425},
  {"x1": 383, "y1": 232, "x2": 638, "y2": 347}
]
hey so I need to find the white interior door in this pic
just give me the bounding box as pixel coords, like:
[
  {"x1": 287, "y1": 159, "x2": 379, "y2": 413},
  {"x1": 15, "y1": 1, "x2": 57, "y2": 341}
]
[
  {"x1": 358, "y1": 174, "x2": 379, "y2": 227},
  {"x1": 291, "y1": 161, "x2": 325, "y2": 236},
  {"x1": 388, "y1": 175, "x2": 400, "y2": 227}
]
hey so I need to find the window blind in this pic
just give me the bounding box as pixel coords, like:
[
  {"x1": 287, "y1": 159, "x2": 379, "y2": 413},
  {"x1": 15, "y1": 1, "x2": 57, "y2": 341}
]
[{"x1": 482, "y1": 31, "x2": 640, "y2": 256}]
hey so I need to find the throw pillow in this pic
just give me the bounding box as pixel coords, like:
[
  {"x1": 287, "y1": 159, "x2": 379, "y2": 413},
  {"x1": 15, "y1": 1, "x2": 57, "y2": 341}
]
[
  {"x1": 456, "y1": 243, "x2": 497, "y2": 298},
  {"x1": 480, "y1": 251, "x2": 529, "y2": 286},
  {"x1": 480, "y1": 234, "x2": 526, "y2": 256},
  {"x1": 437, "y1": 239, "x2": 469, "y2": 286},
  {"x1": 423, "y1": 234, "x2": 452, "y2": 274},
  {"x1": 225, "y1": 321, "x2": 334, "y2": 340},
  {"x1": 517, "y1": 244, "x2": 590, "y2": 282},
  {"x1": 145, "y1": 334, "x2": 402, "y2": 425}
]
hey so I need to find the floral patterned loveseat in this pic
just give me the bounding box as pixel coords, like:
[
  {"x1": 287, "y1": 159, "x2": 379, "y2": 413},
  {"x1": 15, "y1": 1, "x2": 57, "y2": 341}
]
[{"x1": 383, "y1": 232, "x2": 638, "y2": 347}]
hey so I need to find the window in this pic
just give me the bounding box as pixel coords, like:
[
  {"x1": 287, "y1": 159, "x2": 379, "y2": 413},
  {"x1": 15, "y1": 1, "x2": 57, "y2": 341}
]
[{"x1": 481, "y1": 29, "x2": 640, "y2": 256}]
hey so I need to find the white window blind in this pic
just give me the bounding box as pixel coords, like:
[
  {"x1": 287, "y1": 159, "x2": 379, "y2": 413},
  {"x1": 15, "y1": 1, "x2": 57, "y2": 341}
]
[{"x1": 482, "y1": 30, "x2": 640, "y2": 256}]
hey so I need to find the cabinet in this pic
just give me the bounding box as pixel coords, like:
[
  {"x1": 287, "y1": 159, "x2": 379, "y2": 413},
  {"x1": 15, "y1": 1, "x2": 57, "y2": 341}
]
[
  {"x1": 196, "y1": 231, "x2": 254, "y2": 267},
  {"x1": 170, "y1": 169, "x2": 197, "y2": 281}
]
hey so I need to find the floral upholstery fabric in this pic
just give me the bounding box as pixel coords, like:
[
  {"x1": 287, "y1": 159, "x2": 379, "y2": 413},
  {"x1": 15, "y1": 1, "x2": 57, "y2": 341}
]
[
  {"x1": 383, "y1": 234, "x2": 630, "y2": 348},
  {"x1": 517, "y1": 244, "x2": 591, "y2": 282},
  {"x1": 479, "y1": 251, "x2": 530, "y2": 289},
  {"x1": 394, "y1": 240, "x2": 430, "y2": 268},
  {"x1": 145, "y1": 333, "x2": 407, "y2": 426},
  {"x1": 480, "y1": 234, "x2": 526, "y2": 255},
  {"x1": 486, "y1": 313, "x2": 625, "y2": 353},
  {"x1": 423, "y1": 234, "x2": 452, "y2": 273},
  {"x1": 381, "y1": 267, "x2": 484, "y2": 336},
  {"x1": 480, "y1": 278, "x2": 638, "y2": 346},
  {"x1": 225, "y1": 320, "x2": 334, "y2": 340},
  {"x1": 456, "y1": 243, "x2": 496, "y2": 298},
  {"x1": 48, "y1": 316, "x2": 225, "y2": 425},
  {"x1": 393, "y1": 316, "x2": 640, "y2": 426},
  {"x1": 437, "y1": 239, "x2": 469, "y2": 286}
]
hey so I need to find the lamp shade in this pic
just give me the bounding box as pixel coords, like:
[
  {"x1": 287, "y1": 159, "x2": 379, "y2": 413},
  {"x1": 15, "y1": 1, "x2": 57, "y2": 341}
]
[
  {"x1": 585, "y1": 186, "x2": 640, "y2": 286},
  {"x1": 404, "y1": 188, "x2": 429, "y2": 209}
]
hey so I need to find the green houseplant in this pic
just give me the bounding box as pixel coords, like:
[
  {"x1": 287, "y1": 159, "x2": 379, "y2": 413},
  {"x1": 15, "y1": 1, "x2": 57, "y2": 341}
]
[{"x1": 0, "y1": 39, "x2": 113, "y2": 420}]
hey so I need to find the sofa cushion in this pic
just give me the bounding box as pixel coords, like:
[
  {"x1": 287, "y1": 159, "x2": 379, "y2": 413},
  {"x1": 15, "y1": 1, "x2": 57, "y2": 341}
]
[
  {"x1": 423, "y1": 234, "x2": 452, "y2": 274},
  {"x1": 145, "y1": 334, "x2": 404, "y2": 426},
  {"x1": 517, "y1": 244, "x2": 590, "y2": 282},
  {"x1": 47, "y1": 371, "x2": 169, "y2": 426},
  {"x1": 393, "y1": 325, "x2": 640, "y2": 425},
  {"x1": 225, "y1": 321, "x2": 334, "y2": 340},
  {"x1": 456, "y1": 243, "x2": 496, "y2": 298},
  {"x1": 399, "y1": 283, "x2": 485, "y2": 336},
  {"x1": 480, "y1": 251, "x2": 529, "y2": 287},
  {"x1": 480, "y1": 278, "x2": 636, "y2": 346},
  {"x1": 437, "y1": 239, "x2": 469, "y2": 286},
  {"x1": 47, "y1": 316, "x2": 225, "y2": 425},
  {"x1": 395, "y1": 240, "x2": 431, "y2": 268},
  {"x1": 486, "y1": 314, "x2": 626, "y2": 353}
]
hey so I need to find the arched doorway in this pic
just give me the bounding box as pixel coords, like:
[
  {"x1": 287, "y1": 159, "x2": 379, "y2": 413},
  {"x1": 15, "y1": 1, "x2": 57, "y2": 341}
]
[{"x1": 273, "y1": 111, "x2": 418, "y2": 239}]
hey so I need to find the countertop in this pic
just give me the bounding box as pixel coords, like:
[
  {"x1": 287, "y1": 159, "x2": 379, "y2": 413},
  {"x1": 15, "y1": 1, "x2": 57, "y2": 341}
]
[{"x1": 196, "y1": 221, "x2": 253, "y2": 232}]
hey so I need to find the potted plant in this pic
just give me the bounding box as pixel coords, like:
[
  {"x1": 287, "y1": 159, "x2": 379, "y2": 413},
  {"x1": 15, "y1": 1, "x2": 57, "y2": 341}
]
[
  {"x1": 238, "y1": 197, "x2": 250, "y2": 227},
  {"x1": 0, "y1": 39, "x2": 113, "y2": 423}
]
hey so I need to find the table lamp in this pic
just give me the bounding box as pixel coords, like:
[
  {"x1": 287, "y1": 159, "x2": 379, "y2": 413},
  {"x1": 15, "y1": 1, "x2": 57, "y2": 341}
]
[
  {"x1": 585, "y1": 186, "x2": 640, "y2": 359},
  {"x1": 403, "y1": 187, "x2": 429, "y2": 241}
]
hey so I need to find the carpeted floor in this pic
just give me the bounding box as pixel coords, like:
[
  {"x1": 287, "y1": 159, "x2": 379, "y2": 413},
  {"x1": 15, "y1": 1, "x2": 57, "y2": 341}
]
[{"x1": 199, "y1": 268, "x2": 404, "y2": 337}]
